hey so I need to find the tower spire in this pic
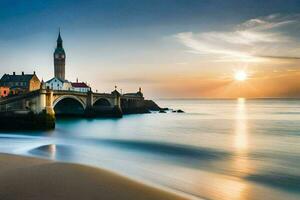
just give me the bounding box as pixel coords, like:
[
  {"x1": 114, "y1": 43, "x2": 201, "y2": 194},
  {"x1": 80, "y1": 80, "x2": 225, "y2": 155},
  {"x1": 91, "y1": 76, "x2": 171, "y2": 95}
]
[{"x1": 57, "y1": 28, "x2": 63, "y2": 48}]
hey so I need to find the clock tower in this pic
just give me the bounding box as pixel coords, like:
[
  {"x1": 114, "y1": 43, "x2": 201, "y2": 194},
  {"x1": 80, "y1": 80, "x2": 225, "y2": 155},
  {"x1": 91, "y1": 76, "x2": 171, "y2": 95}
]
[{"x1": 54, "y1": 30, "x2": 66, "y2": 80}]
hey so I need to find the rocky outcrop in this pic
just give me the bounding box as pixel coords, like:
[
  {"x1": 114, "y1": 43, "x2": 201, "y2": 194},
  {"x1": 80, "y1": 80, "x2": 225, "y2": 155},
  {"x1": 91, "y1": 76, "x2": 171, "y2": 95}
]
[
  {"x1": 143, "y1": 100, "x2": 161, "y2": 111},
  {"x1": 0, "y1": 110, "x2": 55, "y2": 130}
]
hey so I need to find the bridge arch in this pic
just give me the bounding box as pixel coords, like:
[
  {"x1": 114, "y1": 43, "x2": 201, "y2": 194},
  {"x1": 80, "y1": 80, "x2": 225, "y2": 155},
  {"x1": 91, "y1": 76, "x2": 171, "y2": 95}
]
[
  {"x1": 92, "y1": 98, "x2": 113, "y2": 112},
  {"x1": 53, "y1": 95, "x2": 86, "y2": 116},
  {"x1": 93, "y1": 98, "x2": 111, "y2": 107}
]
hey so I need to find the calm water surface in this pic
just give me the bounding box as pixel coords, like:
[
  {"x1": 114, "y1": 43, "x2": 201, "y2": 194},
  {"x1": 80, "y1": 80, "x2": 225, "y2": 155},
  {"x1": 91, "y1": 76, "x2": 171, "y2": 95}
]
[{"x1": 0, "y1": 99, "x2": 300, "y2": 200}]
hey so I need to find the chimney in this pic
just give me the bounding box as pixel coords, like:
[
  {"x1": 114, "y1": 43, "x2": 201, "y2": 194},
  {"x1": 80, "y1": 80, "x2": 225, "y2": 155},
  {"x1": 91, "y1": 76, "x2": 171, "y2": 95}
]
[
  {"x1": 33, "y1": 71, "x2": 36, "y2": 75},
  {"x1": 22, "y1": 71, "x2": 24, "y2": 75},
  {"x1": 13, "y1": 72, "x2": 15, "y2": 75}
]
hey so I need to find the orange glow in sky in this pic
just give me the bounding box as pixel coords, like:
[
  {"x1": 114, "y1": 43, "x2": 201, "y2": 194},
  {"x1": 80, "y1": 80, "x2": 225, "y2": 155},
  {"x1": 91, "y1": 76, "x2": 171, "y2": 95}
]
[
  {"x1": 1, "y1": 4, "x2": 300, "y2": 99},
  {"x1": 234, "y1": 71, "x2": 248, "y2": 81}
]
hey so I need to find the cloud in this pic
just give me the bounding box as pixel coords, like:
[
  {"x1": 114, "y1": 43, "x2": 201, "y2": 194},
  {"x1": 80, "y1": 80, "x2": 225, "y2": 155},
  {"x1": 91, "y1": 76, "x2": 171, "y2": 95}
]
[
  {"x1": 258, "y1": 55, "x2": 300, "y2": 60},
  {"x1": 238, "y1": 14, "x2": 296, "y2": 31},
  {"x1": 175, "y1": 14, "x2": 300, "y2": 62},
  {"x1": 106, "y1": 77, "x2": 158, "y2": 84}
]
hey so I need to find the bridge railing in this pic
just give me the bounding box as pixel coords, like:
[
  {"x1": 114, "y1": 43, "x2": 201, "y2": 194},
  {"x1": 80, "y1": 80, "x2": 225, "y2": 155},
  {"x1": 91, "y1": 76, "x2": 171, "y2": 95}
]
[
  {"x1": 51, "y1": 89, "x2": 144, "y2": 100},
  {"x1": 0, "y1": 90, "x2": 40, "y2": 105},
  {"x1": 52, "y1": 90, "x2": 115, "y2": 97},
  {"x1": 121, "y1": 95, "x2": 144, "y2": 100}
]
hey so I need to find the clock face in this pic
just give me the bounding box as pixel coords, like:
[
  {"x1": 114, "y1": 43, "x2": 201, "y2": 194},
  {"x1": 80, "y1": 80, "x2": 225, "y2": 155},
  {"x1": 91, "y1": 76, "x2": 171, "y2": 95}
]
[{"x1": 55, "y1": 54, "x2": 65, "y2": 59}]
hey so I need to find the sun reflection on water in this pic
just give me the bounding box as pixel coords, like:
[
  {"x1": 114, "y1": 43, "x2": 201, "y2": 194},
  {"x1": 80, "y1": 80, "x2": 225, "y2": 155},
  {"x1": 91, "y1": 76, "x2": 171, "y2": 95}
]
[
  {"x1": 212, "y1": 98, "x2": 251, "y2": 200},
  {"x1": 47, "y1": 144, "x2": 57, "y2": 159},
  {"x1": 185, "y1": 98, "x2": 253, "y2": 200},
  {"x1": 235, "y1": 98, "x2": 248, "y2": 151}
]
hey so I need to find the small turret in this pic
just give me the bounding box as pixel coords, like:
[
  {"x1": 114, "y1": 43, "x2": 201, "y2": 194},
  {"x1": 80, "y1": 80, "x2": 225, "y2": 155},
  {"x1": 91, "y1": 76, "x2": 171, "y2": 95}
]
[
  {"x1": 137, "y1": 87, "x2": 143, "y2": 97},
  {"x1": 112, "y1": 85, "x2": 120, "y2": 96},
  {"x1": 41, "y1": 79, "x2": 46, "y2": 90}
]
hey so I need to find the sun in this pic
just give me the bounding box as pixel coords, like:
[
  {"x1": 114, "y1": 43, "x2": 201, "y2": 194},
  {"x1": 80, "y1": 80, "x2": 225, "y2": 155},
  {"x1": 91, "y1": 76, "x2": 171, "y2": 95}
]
[{"x1": 234, "y1": 70, "x2": 248, "y2": 81}]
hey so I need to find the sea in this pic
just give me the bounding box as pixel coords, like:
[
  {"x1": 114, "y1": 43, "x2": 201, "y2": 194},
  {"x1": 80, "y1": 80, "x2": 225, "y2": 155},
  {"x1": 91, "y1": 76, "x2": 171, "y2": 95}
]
[{"x1": 0, "y1": 99, "x2": 299, "y2": 200}]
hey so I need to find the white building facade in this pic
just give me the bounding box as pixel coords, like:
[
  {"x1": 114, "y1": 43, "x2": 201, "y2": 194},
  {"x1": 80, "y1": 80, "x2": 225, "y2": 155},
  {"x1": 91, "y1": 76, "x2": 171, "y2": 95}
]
[{"x1": 45, "y1": 77, "x2": 72, "y2": 91}]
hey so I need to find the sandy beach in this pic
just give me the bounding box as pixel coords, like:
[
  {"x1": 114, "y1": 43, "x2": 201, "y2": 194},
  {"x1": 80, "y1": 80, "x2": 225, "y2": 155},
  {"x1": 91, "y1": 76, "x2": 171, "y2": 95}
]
[{"x1": 0, "y1": 153, "x2": 188, "y2": 200}]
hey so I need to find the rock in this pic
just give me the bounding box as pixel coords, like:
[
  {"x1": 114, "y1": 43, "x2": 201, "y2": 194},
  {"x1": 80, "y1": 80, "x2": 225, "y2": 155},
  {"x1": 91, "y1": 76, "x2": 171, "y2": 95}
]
[
  {"x1": 159, "y1": 110, "x2": 167, "y2": 113},
  {"x1": 177, "y1": 109, "x2": 184, "y2": 113},
  {"x1": 160, "y1": 107, "x2": 169, "y2": 111},
  {"x1": 143, "y1": 100, "x2": 161, "y2": 111}
]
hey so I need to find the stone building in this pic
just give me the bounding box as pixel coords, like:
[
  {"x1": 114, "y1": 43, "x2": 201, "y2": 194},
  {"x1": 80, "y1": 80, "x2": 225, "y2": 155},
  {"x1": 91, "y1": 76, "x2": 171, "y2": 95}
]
[
  {"x1": 47, "y1": 31, "x2": 91, "y2": 93},
  {"x1": 0, "y1": 86, "x2": 10, "y2": 97},
  {"x1": 54, "y1": 30, "x2": 66, "y2": 81},
  {"x1": 0, "y1": 72, "x2": 41, "y2": 95},
  {"x1": 123, "y1": 87, "x2": 144, "y2": 98}
]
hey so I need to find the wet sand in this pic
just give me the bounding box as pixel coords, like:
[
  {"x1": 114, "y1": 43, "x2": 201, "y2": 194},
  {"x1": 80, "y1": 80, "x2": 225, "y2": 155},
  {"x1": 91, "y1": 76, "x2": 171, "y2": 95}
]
[{"x1": 0, "y1": 153, "x2": 188, "y2": 200}]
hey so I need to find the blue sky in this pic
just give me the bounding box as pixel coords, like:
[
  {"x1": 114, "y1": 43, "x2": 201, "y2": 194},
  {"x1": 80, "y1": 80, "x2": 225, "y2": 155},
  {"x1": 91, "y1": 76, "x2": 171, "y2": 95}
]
[{"x1": 1, "y1": 0, "x2": 300, "y2": 97}]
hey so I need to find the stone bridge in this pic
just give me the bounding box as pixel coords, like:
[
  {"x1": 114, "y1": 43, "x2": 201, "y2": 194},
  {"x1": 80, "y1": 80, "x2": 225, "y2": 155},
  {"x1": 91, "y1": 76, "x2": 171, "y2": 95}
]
[{"x1": 0, "y1": 88, "x2": 146, "y2": 118}]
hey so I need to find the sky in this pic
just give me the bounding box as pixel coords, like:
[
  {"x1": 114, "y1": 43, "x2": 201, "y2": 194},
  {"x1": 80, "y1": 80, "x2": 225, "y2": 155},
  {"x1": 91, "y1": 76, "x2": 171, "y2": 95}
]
[{"x1": 0, "y1": 0, "x2": 300, "y2": 98}]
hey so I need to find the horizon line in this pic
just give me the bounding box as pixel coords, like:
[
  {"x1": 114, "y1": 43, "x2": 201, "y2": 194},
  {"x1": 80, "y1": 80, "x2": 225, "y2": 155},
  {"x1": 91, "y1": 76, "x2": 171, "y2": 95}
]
[{"x1": 156, "y1": 97, "x2": 300, "y2": 100}]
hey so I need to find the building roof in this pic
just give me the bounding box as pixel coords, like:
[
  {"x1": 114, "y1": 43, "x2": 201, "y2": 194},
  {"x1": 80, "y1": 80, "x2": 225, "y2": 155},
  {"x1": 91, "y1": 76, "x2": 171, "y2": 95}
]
[
  {"x1": 46, "y1": 77, "x2": 65, "y2": 83},
  {"x1": 123, "y1": 91, "x2": 143, "y2": 97},
  {"x1": 71, "y1": 82, "x2": 90, "y2": 88},
  {"x1": 0, "y1": 74, "x2": 35, "y2": 83},
  {"x1": 111, "y1": 89, "x2": 120, "y2": 95}
]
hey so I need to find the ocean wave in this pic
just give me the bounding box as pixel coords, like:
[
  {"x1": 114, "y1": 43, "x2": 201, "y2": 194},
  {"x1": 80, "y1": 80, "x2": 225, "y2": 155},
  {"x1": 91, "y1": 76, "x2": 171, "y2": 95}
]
[
  {"x1": 0, "y1": 134, "x2": 41, "y2": 140},
  {"x1": 271, "y1": 111, "x2": 300, "y2": 115},
  {"x1": 30, "y1": 139, "x2": 230, "y2": 163},
  {"x1": 92, "y1": 139, "x2": 229, "y2": 160},
  {"x1": 29, "y1": 144, "x2": 75, "y2": 159},
  {"x1": 246, "y1": 172, "x2": 300, "y2": 193}
]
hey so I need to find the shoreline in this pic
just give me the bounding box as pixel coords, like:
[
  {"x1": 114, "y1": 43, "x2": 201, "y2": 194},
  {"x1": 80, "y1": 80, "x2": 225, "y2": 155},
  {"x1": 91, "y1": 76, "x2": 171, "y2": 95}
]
[{"x1": 0, "y1": 153, "x2": 189, "y2": 200}]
